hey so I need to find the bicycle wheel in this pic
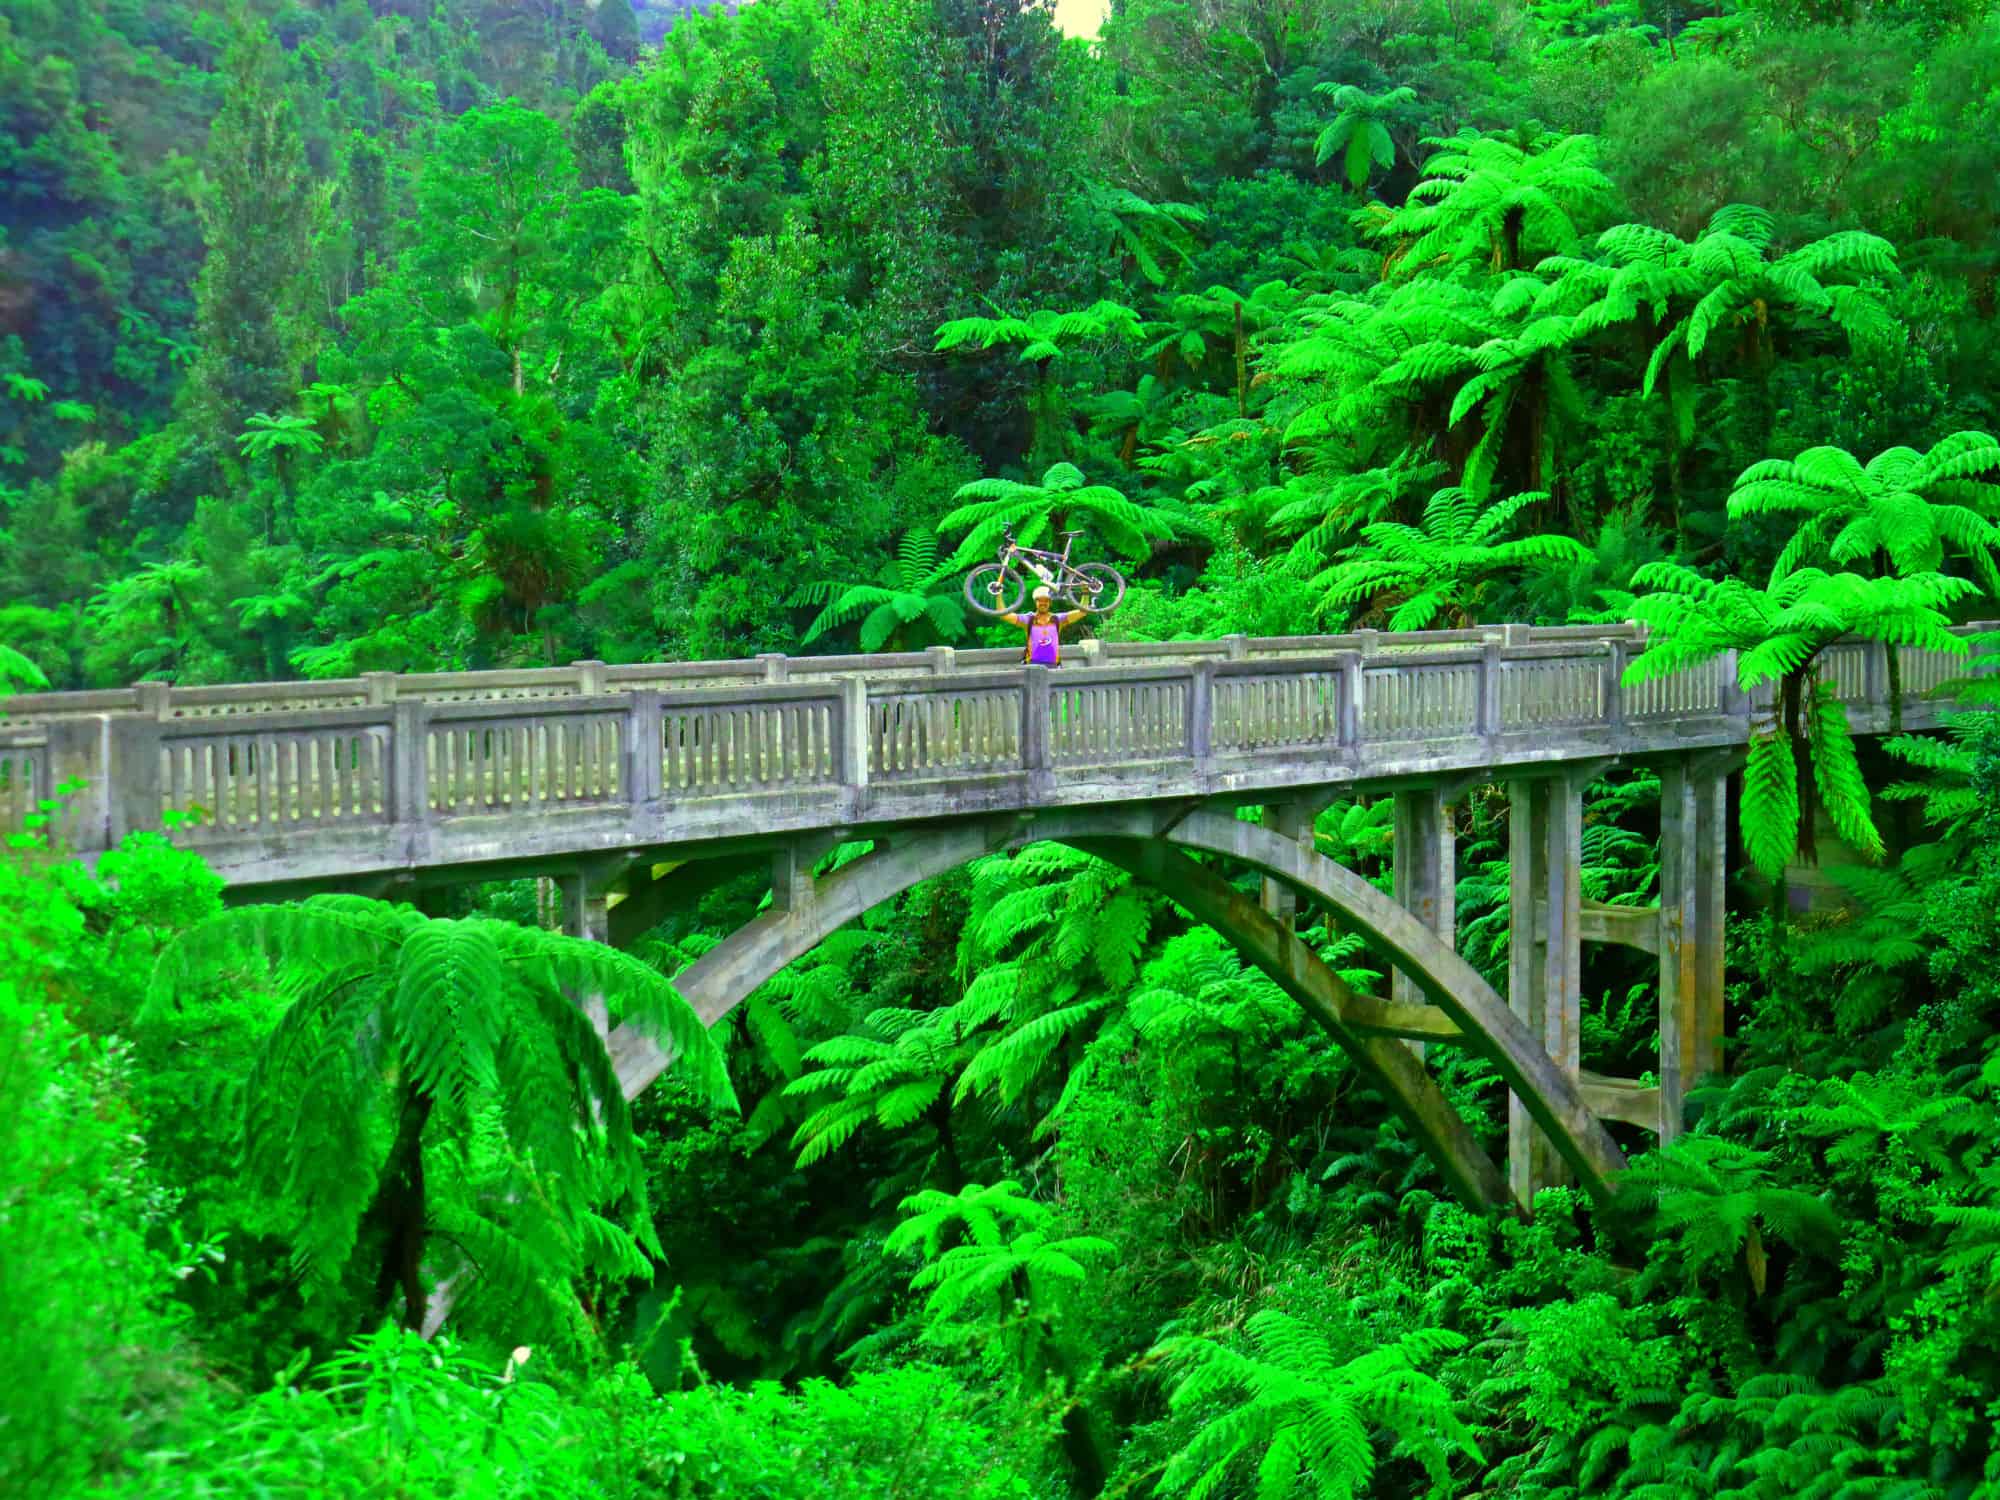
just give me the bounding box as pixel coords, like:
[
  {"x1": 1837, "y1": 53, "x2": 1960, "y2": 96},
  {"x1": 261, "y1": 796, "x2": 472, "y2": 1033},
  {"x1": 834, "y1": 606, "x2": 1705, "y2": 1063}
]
[
  {"x1": 1066, "y1": 562, "x2": 1126, "y2": 613},
  {"x1": 964, "y1": 562, "x2": 1025, "y2": 616}
]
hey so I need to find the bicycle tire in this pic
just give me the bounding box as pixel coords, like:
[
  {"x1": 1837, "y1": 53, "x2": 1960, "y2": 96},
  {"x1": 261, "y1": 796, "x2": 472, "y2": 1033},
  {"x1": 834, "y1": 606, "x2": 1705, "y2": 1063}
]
[
  {"x1": 1066, "y1": 562, "x2": 1126, "y2": 614},
  {"x1": 964, "y1": 562, "x2": 1025, "y2": 616}
]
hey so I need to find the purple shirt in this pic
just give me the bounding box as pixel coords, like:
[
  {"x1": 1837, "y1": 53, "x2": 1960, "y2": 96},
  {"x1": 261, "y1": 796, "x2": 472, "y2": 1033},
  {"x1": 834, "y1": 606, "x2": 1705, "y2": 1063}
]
[{"x1": 1006, "y1": 608, "x2": 1083, "y2": 664}]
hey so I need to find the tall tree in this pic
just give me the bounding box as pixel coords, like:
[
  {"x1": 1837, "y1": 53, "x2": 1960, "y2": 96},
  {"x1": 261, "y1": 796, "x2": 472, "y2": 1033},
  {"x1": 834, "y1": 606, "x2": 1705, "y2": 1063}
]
[{"x1": 184, "y1": 10, "x2": 321, "y2": 453}]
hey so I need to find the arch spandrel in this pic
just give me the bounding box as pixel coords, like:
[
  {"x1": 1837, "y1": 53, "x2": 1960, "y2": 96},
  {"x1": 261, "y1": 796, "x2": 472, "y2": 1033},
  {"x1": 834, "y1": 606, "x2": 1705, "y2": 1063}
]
[{"x1": 605, "y1": 805, "x2": 1625, "y2": 1209}]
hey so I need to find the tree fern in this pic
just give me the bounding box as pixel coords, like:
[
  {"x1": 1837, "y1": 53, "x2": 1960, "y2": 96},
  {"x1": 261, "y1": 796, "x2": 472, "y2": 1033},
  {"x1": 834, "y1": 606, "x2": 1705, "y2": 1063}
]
[
  {"x1": 145, "y1": 897, "x2": 732, "y2": 1332},
  {"x1": 1369, "y1": 127, "x2": 1613, "y2": 274},
  {"x1": 792, "y1": 529, "x2": 968, "y2": 651},
  {"x1": 1619, "y1": 1136, "x2": 1838, "y2": 1296},
  {"x1": 884, "y1": 1180, "x2": 1115, "y2": 1385},
  {"x1": 1155, "y1": 1314, "x2": 1480, "y2": 1499},
  {"x1": 0, "y1": 643, "x2": 48, "y2": 700},
  {"x1": 1310, "y1": 483, "x2": 1589, "y2": 629},
  {"x1": 1626, "y1": 559, "x2": 1976, "y2": 877},
  {"x1": 1084, "y1": 185, "x2": 1205, "y2": 286},
  {"x1": 1313, "y1": 83, "x2": 1417, "y2": 193},
  {"x1": 939, "y1": 461, "x2": 1175, "y2": 565},
  {"x1": 1726, "y1": 432, "x2": 2000, "y2": 594}
]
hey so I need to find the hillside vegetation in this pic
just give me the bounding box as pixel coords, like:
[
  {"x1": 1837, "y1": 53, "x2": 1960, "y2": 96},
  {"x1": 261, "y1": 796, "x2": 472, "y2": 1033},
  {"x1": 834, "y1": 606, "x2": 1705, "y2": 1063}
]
[{"x1": 7, "y1": 1, "x2": 2000, "y2": 1496}]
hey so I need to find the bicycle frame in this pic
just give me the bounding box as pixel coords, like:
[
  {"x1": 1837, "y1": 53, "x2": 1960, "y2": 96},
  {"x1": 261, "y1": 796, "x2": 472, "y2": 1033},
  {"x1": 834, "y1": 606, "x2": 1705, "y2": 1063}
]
[{"x1": 996, "y1": 528, "x2": 1078, "y2": 588}]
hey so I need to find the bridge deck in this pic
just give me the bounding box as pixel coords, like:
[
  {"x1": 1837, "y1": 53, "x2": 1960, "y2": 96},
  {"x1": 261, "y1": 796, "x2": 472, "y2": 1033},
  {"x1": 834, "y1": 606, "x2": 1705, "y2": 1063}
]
[{"x1": 1, "y1": 623, "x2": 1979, "y2": 891}]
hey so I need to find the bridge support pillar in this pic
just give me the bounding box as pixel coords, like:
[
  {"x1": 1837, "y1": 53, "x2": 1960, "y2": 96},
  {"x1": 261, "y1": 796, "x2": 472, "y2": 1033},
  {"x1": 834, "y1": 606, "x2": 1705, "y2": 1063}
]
[
  {"x1": 560, "y1": 870, "x2": 611, "y2": 1039},
  {"x1": 1508, "y1": 774, "x2": 1583, "y2": 1204},
  {"x1": 1658, "y1": 757, "x2": 1729, "y2": 1140},
  {"x1": 1392, "y1": 786, "x2": 1455, "y2": 1062},
  {"x1": 1259, "y1": 801, "x2": 1317, "y2": 929}
]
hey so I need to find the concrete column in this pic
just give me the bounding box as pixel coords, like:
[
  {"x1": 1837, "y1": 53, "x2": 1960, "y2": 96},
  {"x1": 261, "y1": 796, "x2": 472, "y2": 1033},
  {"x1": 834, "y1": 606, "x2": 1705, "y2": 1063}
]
[
  {"x1": 1393, "y1": 785, "x2": 1455, "y2": 1061},
  {"x1": 1658, "y1": 760, "x2": 1693, "y2": 1140},
  {"x1": 1259, "y1": 802, "x2": 1315, "y2": 929},
  {"x1": 560, "y1": 870, "x2": 611, "y2": 1040},
  {"x1": 770, "y1": 842, "x2": 816, "y2": 914},
  {"x1": 1508, "y1": 774, "x2": 1582, "y2": 1204},
  {"x1": 1691, "y1": 767, "x2": 1728, "y2": 1082},
  {"x1": 1657, "y1": 756, "x2": 1729, "y2": 1143}
]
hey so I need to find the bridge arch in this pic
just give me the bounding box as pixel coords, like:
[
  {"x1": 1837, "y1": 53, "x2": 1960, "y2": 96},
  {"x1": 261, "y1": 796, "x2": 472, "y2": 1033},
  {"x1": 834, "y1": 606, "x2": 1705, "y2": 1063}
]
[{"x1": 606, "y1": 807, "x2": 1625, "y2": 1209}]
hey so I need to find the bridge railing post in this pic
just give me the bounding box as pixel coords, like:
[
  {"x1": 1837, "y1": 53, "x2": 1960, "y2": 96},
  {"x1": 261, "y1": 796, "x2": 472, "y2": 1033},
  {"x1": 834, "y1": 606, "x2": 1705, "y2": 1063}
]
[
  {"x1": 108, "y1": 716, "x2": 163, "y2": 843},
  {"x1": 362, "y1": 672, "x2": 398, "y2": 706},
  {"x1": 1604, "y1": 641, "x2": 1628, "y2": 734},
  {"x1": 1476, "y1": 631, "x2": 1503, "y2": 738},
  {"x1": 44, "y1": 715, "x2": 111, "y2": 854},
  {"x1": 838, "y1": 677, "x2": 870, "y2": 793},
  {"x1": 757, "y1": 653, "x2": 789, "y2": 684},
  {"x1": 1722, "y1": 649, "x2": 1758, "y2": 721},
  {"x1": 1335, "y1": 650, "x2": 1362, "y2": 746},
  {"x1": 628, "y1": 691, "x2": 664, "y2": 812},
  {"x1": 926, "y1": 646, "x2": 956, "y2": 676},
  {"x1": 389, "y1": 699, "x2": 431, "y2": 832},
  {"x1": 1189, "y1": 660, "x2": 1216, "y2": 758},
  {"x1": 573, "y1": 659, "x2": 608, "y2": 695},
  {"x1": 1022, "y1": 666, "x2": 1053, "y2": 780},
  {"x1": 1863, "y1": 638, "x2": 1889, "y2": 728}
]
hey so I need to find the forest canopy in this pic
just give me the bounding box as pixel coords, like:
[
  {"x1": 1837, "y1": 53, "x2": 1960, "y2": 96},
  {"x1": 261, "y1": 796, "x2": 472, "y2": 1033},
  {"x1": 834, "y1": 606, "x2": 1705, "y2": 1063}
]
[{"x1": 7, "y1": 0, "x2": 2000, "y2": 1496}]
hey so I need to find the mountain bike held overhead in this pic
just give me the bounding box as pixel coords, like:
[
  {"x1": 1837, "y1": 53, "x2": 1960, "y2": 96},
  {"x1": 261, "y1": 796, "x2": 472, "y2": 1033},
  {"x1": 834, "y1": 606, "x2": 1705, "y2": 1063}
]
[
  {"x1": 962, "y1": 522, "x2": 1127, "y2": 617},
  {"x1": 962, "y1": 522, "x2": 1126, "y2": 666}
]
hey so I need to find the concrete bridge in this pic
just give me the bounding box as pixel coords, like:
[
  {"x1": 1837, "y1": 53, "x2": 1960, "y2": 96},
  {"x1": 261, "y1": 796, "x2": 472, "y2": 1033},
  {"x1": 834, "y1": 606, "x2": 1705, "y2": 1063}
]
[{"x1": 3, "y1": 622, "x2": 1980, "y2": 1210}]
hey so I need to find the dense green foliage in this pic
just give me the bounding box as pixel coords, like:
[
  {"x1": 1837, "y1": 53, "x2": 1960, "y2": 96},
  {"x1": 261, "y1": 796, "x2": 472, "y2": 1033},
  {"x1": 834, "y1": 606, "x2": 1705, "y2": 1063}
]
[{"x1": 9, "y1": 0, "x2": 2000, "y2": 1495}]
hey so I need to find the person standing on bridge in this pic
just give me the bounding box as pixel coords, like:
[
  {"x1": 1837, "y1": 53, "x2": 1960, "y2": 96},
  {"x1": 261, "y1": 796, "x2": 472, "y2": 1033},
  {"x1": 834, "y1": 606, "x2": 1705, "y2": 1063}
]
[{"x1": 1003, "y1": 586, "x2": 1087, "y2": 666}]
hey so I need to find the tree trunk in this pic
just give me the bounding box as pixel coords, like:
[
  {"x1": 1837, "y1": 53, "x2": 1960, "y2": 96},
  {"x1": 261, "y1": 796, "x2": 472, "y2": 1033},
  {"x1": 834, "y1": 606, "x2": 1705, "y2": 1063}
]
[
  {"x1": 1782, "y1": 667, "x2": 1817, "y2": 867},
  {"x1": 372, "y1": 1088, "x2": 435, "y2": 1330}
]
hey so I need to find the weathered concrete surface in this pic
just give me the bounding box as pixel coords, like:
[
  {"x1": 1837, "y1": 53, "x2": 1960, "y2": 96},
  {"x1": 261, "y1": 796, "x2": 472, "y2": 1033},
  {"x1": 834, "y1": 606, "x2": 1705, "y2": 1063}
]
[{"x1": 608, "y1": 807, "x2": 1627, "y2": 1207}]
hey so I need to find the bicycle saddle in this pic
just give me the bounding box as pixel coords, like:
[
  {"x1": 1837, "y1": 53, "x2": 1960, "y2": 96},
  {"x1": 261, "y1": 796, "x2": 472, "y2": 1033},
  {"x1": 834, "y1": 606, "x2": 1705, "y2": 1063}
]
[{"x1": 1058, "y1": 528, "x2": 1086, "y2": 538}]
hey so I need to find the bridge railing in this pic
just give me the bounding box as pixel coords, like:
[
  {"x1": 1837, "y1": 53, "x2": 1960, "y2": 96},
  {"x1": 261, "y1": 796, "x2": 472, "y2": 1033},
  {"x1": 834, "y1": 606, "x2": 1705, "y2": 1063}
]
[
  {"x1": 0, "y1": 623, "x2": 1654, "y2": 727},
  {"x1": 1, "y1": 624, "x2": 1988, "y2": 874}
]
